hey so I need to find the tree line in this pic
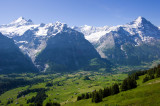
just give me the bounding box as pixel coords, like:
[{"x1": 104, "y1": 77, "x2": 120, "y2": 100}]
[
  {"x1": 27, "y1": 89, "x2": 48, "y2": 105},
  {"x1": 143, "y1": 64, "x2": 160, "y2": 83},
  {"x1": 76, "y1": 66, "x2": 152, "y2": 103},
  {"x1": 17, "y1": 88, "x2": 47, "y2": 98},
  {"x1": 0, "y1": 77, "x2": 44, "y2": 96}
]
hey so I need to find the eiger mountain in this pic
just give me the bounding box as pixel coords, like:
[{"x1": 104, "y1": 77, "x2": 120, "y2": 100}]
[
  {"x1": 0, "y1": 16, "x2": 160, "y2": 73},
  {"x1": 74, "y1": 16, "x2": 160, "y2": 65},
  {"x1": 0, "y1": 33, "x2": 37, "y2": 73}
]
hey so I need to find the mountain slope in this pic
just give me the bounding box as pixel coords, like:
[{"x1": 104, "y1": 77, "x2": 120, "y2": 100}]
[
  {"x1": 72, "y1": 25, "x2": 110, "y2": 43},
  {"x1": 0, "y1": 18, "x2": 67, "y2": 61},
  {"x1": 35, "y1": 27, "x2": 111, "y2": 72},
  {"x1": 1, "y1": 16, "x2": 160, "y2": 69},
  {"x1": 75, "y1": 16, "x2": 160, "y2": 66},
  {"x1": 0, "y1": 17, "x2": 112, "y2": 72},
  {"x1": 0, "y1": 33, "x2": 38, "y2": 73},
  {"x1": 64, "y1": 75, "x2": 160, "y2": 106}
]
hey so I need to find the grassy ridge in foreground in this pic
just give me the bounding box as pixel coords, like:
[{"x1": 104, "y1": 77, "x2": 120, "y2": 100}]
[{"x1": 64, "y1": 76, "x2": 160, "y2": 106}]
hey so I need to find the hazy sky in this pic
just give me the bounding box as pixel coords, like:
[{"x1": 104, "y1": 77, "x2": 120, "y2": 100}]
[{"x1": 0, "y1": 0, "x2": 160, "y2": 27}]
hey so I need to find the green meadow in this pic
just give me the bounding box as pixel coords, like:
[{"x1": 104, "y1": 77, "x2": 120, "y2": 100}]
[
  {"x1": 0, "y1": 71, "x2": 127, "y2": 106},
  {"x1": 65, "y1": 75, "x2": 160, "y2": 106}
]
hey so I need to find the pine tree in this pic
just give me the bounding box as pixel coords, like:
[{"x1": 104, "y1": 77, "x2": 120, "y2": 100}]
[
  {"x1": 143, "y1": 75, "x2": 149, "y2": 83},
  {"x1": 52, "y1": 102, "x2": 60, "y2": 106},
  {"x1": 156, "y1": 68, "x2": 160, "y2": 78},
  {"x1": 92, "y1": 91, "x2": 102, "y2": 103},
  {"x1": 103, "y1": 87, "x2": 111, "y2": 97},
  {"x1": 149, "y1": 74, "x2": 155, "y2": 79},
  {"x1": 99, "y1": 89, "x2": 103, "y2": 98},
  {"x1": 89, "y1": 93, "x2": 92, "y2": 98},
  {"x1": 77, "y1": 96, "x2": 82, "y2": 101},
  {"x1": 46, "y1": 102, "x2": 52, "y2": 106},
  {"x1": 127, "y1": 77, "x2": 137, "y2": 90},
  {"x1": 121, "y1": 79, "x2": 128, "y2": 91},
  {"x1": 85, "y1": 93, "x2": 89, "y2": 99},
  {"x1": 111, "y1": 83, "x2": 119, "y2": 95},
  {"x1": 81, "y1": 94, "x2": 85, "y2": 99}
]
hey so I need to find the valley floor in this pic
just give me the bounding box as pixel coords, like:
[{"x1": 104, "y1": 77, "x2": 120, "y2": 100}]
[
  {"x1": 0, "y1": 71, "x2": 127, "y2": 106},
  {"x1": 1, "y1": 60, "x2": 160, "y2": 106}
]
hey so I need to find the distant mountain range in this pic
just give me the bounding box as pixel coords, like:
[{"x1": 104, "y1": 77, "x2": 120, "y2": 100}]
[
  {"x1": 0, "y1": 16, "x2": 160, "y2": 73},
  {"x1": 74, "y1": 16, "x2": 160, "y2": 65}
]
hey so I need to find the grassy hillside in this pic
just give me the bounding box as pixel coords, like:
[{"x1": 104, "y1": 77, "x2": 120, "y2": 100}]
[
  {"x1": 0, "y1": 71, "x2": 127, "y2": 106},
  {"x1": 1, "y1": 64, "x2": 160, "y2": 106},
  {"x1": 64, "y1": 75, "x2": 160, "y2": 106}
]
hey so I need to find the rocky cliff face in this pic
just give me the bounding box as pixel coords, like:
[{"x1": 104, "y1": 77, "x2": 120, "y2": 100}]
[{"x1": 35, "y1": 28, "x2": 106, "y2": 72}]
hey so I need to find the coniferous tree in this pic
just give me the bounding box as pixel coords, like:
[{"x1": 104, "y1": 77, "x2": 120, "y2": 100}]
[
  {"x1": 46, "y1": 102, "x2": 52, "y2": 106},
  {"x1": 130, "y1": 73, "x2": 139, "y2": 80},
  {"x1": 89, "y1": 93, "x2": 92, "y2": 98},
  {"x1": 85, "y1": 93, "x2": 90, "y2": 99},
  {"x1": 121, "y1": 79, "x2": 128, "y2": 91},
  {"x1": 92, "y1": 91, "x2": 102, "y2": 103},
  {"x1": 36, "y1": 102, "x2": 42, "y2": 106},
  {"x1": 143, "y1": 75, "x2": 149, "y2": 83},
  {"x1": 103, "y1": 87, "x2": 111, "y2": 97},
  {"x1": 29, "y1": 104, "x2": 34, "y2": 106},
  {"x1": 99, "y1": 89, "x2": 103, "y2": 98},
  {"x1": 77, "y1": 96, "x2": 82, "y2": 101},
  {"x1": 121, "y1": 76, "x2": 137, "y2": 91},
  {"x1": 127, "y1": 77, "x2": 137, "y2": 90},
  {"x1": 111, "y1": 83, "x2": 119, "y2": 95},
  {"x1": 156, "y1": 68, "x2": 160, "y2": 78},
  {"x1": 52, "y1": 102, "x2": 61, "y2": 106},
  {"x1": 149, "y1": 74, "x2": 155, "y2": 79},
  {"x1": 81, "y1": 94, "x2": 85, "y2": 99}
]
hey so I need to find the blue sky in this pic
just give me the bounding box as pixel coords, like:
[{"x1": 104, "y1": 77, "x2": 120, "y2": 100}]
[{"x1": 0, "y1": 0, "x2": 160, "y2": 27}]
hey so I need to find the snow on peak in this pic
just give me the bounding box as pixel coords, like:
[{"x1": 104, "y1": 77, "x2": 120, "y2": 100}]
[
  {"x1": 9, "y1": 16, "x2": 33, "y2": 27},
  {"x1": 55, "y1": 21, "x2": 67, "y2": 28},
  {"x1": 135, "y1": 16, "x2": 144, "y2": 22},
  {"x1": 0, "y1": 17, "x2": 38, "y2": 37},
  {"x1": 73, "y1": 25, "x2": 112, "y2": 43},
  {"x1": 83, "y1": 25, "x2": 93, "y2": 30},
  {"x1": 35, "y1": 22, "x2": 67, "y2": 36},
  {"x1": 55, "y1": 21, "x2": 62, "y2": 25},
  {"x1": 74, "y1": 16, "x2": 160, "y2": 44},
  {"x1": 12, "y1": 17, "x2": 26, "y2": 23},
  {"x1": 54, "y1": 21, "x2": 68, "y2": 31},
  {"x1": 128, "y1": 16, "x2": 151, "y2": 27}
]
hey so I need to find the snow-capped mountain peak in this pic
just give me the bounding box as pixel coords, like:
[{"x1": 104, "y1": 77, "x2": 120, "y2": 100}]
[
  {"x1": 8, "y1": 16, "x2": 33, "y2": 27},
  {"x1": 55, "y1": 21, "x2": 63, "y2": 25},
  {"x1": 11, "y1": 16, "x2": 27, "y2": 23},
  {"x1": 55, "y1": 21, "x2": 67, "y2": 28},
  {"x1": 52, "y1": 21, "x2": 68, "y2": 33},
  {"x1": 135, "y1": 16, "x2": 145, "y2": 23},
  {"x1": 0, "y1": 17, "x2": 38, "y2": 37},
  {"x1": 123, "y1": 16, "x2": 160, "y2": 39},
  {"x1": 129, "y1": 16, "x2": 150, "y2": 27}
]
